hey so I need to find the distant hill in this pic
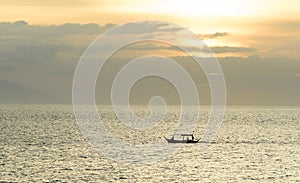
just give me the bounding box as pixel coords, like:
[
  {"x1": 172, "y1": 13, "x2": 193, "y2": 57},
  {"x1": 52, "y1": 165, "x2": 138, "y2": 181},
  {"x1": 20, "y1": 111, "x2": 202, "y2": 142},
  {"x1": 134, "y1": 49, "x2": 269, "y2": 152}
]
[{"x1": 0, "y1": 80, "x2": 66, "y2": 104}]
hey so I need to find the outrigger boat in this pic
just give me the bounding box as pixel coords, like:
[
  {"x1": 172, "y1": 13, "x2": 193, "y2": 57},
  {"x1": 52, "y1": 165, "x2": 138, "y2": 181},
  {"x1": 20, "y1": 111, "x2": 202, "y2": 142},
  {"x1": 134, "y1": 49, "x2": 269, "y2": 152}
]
[{"x1": 164, "y1": 134, "x2": 200, "y2": 143}]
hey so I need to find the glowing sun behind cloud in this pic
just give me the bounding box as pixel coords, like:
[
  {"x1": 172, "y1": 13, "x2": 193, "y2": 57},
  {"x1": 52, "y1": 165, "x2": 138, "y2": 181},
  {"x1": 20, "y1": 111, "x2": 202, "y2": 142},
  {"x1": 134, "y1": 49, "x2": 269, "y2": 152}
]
[{"x1": 130, "y1": 0, "x2": 256, "y2": 18}]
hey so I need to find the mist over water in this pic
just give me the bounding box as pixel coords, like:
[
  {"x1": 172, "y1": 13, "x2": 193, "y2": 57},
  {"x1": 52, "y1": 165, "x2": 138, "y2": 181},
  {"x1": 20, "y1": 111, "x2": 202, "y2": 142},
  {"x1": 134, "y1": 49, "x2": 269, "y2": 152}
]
[{"x1": 1, "y1": 105, "x2": 299, "y2": 182}]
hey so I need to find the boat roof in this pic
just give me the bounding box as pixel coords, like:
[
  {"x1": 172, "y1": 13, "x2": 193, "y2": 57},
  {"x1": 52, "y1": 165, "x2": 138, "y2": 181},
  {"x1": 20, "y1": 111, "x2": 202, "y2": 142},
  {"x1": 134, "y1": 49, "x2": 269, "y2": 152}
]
[
  {"x1": 180, "y1": 134, "x2": 194, "y2": 136},
  {"x1": 170, "y1": 133, "x2": 194, "y2": 137}
]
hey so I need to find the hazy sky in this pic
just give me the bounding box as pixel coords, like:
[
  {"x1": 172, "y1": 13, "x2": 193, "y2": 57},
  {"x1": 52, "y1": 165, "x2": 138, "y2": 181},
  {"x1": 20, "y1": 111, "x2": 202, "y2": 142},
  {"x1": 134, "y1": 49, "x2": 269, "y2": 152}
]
[{"x1": 0, "y1": 0, "x2": 299, "y2": 105}]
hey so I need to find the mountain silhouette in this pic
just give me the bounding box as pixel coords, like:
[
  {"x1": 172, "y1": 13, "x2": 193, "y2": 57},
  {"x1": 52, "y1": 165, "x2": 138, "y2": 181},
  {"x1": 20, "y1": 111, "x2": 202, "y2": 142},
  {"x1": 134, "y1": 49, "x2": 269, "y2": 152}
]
[{"x1": 0, "y1": 80, "x2": 66, "y2": 104}]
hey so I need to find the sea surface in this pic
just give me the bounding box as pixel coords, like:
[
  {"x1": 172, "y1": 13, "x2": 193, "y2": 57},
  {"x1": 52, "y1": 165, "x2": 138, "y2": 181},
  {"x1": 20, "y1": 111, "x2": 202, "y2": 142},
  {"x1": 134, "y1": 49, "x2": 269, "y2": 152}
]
[{"x1": 1, "y1": 105, "x2": 299, "y2": 182}]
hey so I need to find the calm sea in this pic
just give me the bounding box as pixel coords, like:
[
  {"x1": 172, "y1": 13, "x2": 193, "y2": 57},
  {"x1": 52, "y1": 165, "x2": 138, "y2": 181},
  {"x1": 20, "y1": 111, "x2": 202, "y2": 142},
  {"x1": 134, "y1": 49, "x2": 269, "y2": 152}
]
[{"x1": 1, "y1": 105, "x2": 299, "y2": 182}]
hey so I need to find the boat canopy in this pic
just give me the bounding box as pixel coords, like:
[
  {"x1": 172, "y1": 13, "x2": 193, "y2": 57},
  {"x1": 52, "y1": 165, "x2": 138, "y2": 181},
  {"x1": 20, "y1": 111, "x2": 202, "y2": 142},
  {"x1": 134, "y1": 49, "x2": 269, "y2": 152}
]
[{"x1": 180, "y1": 134, "x2": 194, "y2": 136}]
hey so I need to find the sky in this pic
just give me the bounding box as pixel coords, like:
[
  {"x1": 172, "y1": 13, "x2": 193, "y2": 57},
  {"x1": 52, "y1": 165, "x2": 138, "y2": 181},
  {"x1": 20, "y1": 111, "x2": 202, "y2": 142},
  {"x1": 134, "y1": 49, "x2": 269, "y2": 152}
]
[{"x1": 0, "y1": 0, "x2": 300, "y2": 105}]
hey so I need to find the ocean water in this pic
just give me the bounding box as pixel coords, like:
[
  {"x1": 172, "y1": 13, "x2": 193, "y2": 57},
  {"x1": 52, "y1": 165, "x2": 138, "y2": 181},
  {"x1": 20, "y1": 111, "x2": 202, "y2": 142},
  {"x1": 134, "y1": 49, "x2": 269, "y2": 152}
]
[{"x1": 1, "y1": 105, "x2": 299, "y2": 182}]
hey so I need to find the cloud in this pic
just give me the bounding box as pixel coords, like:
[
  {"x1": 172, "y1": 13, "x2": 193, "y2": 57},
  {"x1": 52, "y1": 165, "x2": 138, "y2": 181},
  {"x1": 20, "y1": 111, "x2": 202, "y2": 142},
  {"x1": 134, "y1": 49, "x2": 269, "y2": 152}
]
[
  {"x1": 123, "y1": 43, "x2": 176, "y2": 51},
  {"x1": 199, "y1": 32, "x2": 229, "y2": 39},
  {"x1": 223, "y1": 20, "x2": 300, "y2": 59},
  {"x1": 209, "y1": 46, "x2": 258, "y2": 53},
  {"x1": 0, "y1": 21, "x2": 115, "y2": 99},
  {"x1": 1, "y1": 21, "x2": 299, "y2": 105},
  {"x1": 180, "y1": 46, "x2": 258, "y2": 54},
  {"x1": 122, "y1": 43, "x2": 258, "y2": 55},
  {"x1": 257, "y1": 20, "x2": 300, "y2": 34},
  {"x1": 0, "y1": 20, "x2": 114, "y2": 68},
  {"x1": 109, "y1": 21, "x2": 184, "y2": 36},
  {"x1": 122, "y1": 42, "x2": 203, "y2": 53},
  {"x1": 176, "y1": 55, "x2": 300, "y2": 105}
]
